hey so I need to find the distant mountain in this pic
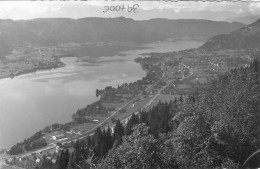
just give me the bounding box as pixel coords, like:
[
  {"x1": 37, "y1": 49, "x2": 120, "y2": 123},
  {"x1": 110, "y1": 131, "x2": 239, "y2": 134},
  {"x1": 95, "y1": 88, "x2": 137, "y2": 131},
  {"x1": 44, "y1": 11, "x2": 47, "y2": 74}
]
[
  {"x1": 19, "y1": 17, "x2": 152, "y2": 44},
  {"x1": 0, "y1": 19, "x2": 50, "y2": 57},
  {"x1": 0, "y1": 19, "x2": 50, "y2": 46},
  {"x1": 139, "y1": 19, "x2": 245, "y2": 39},
  {"x1": 200, "y1": 19, "x2": 260, "y2": 51},
  {"x1": 0, "y1": 17, "x2": 245, "y2": 58},
  {"x1": 19, "y1": 18, "x2": 245, "y2": 44},
  {"x1": 0, "y1": 39, "x2": 11, "y2": 58},
  {"x1": 224, "y1": 15, "x2": 260, "y2": 25}
]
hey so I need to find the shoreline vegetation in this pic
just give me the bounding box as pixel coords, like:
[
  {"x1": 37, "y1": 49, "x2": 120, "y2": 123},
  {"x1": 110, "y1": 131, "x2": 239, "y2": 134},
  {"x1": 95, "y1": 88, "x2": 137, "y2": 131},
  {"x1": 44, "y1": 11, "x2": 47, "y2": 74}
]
[
  {"x1": 0, "y1": 38, "x2": 205, "y2": 81},
  {"x1": 0, "y1": 62, "x2": 65, "y2": 80}
]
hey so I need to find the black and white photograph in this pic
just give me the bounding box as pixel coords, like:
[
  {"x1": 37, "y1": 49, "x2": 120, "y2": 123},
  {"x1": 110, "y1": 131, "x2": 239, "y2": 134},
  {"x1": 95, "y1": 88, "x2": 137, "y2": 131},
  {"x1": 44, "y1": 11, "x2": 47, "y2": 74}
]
[{"x1": 0, "y1": 1, "x2": 260, "y2": 168}]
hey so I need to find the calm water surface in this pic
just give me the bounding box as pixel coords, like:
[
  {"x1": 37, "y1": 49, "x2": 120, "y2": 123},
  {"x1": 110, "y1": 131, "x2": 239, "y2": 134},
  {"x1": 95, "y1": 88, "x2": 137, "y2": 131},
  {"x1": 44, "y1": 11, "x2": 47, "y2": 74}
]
[{"x1": 0, "y1": 40, "x2": 204, "y2": 149}]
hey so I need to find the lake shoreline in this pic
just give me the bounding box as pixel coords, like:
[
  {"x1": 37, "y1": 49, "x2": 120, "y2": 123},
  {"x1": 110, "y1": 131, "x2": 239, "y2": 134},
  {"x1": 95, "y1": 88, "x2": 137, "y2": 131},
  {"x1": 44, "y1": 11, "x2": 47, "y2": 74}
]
[
  {"x1": 2, "y1": 39, "x2": 206, "y2": 168},
  {"x1": 1, "y1": 40, "x2": 204, "y2": 151},
  {"x1": 0, "y1": 39, "x2": 204, "y2": 81},
  {"x1": 0, "y1": 62, "x2": 65, "y2": 81}
]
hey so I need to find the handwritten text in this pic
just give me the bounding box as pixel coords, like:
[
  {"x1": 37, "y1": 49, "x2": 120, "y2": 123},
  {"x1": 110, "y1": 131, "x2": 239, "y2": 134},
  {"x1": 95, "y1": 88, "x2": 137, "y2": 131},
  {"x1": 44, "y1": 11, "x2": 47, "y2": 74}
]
[{"x1": 103, "y1": 4, "x2": 139, "y2": 13}]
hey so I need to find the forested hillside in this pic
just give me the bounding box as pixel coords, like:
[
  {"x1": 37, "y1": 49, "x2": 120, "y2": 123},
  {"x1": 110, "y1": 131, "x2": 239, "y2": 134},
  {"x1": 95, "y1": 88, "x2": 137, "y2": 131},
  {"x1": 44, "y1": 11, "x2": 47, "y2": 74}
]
[
  {"x1": 200, "y1": 19, "x2": 260, "y2": 50},
  {"x1": 31, "y1": 59, "x2": 260, "y2": 169}
]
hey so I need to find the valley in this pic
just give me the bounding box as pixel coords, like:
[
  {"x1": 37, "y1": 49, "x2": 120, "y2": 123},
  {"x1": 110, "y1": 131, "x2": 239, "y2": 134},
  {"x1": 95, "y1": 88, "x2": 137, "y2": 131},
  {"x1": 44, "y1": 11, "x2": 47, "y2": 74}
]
[{"x1": 0, "y1": 15, "x2": 260, "y2": 169}]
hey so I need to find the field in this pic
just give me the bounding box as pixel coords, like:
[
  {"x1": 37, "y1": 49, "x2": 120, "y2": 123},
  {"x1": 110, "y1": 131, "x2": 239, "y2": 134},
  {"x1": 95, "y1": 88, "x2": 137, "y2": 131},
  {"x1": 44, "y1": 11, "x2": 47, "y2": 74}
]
[
  {"x1": 72, "y1": 123, "x2": 98, "y2": 134},
  {"x1": 156, "y1": 94, "x2": 180, "y2": 102},
  {"x1": 102, "y1": 102, "x2": 126, "y2": 110},
  {"x1": 44, "y1": 130, "x2": 79, "y2": 144},
  {"x1": 144, "y1": 94, "x2": 180, "y2": 110},
  {"x1": 85, "y1": 115, "x2": 108, "y2": 121}
]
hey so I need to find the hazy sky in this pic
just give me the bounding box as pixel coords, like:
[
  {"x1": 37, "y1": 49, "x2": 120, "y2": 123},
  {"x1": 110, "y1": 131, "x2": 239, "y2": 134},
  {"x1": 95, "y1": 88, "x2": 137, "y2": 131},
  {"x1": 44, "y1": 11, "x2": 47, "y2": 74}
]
[{"x1": 0, "y1": 1, "x2": 260, "y2": 21}]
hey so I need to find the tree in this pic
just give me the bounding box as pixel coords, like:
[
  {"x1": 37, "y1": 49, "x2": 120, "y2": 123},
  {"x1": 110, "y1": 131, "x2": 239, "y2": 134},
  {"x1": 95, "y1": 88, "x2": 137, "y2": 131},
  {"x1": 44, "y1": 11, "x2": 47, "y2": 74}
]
[
  {"x1": 179, "y1": 95, "x2": 183, "y2": 102},
  {"x1": 43, "y1": 126, "x2": 51, "y2": 133},
  {"x1": 139, "y1": 111, "x2": 147, "y2": 124},
  {"x1": 105, "y1": 127, "x2": 113, "y2": 151},
  {"x1": 100, "y1": 124, "x2": 177, "y2": 169},
  {"x1": 96, "y1": 89, "x2": 100, "y2": 97},
  {"x1": 113, "y1": 120, "x2": 124, "y2": 144},
  {"x1": 125, "y1": 114, "x2": 139, "y2": 135},
  {"x1": 93, "y1": 127, "x2": 102, "y2": 147},
  {"x1": 71, "y1": 113, "x2": 86, "y2": 123},
  {"x1": 110, "y1": 117, "x2": 117, "y2": 124},
  {"x1": 56, "y1": 149, "x2": 70, "y2": 169}
]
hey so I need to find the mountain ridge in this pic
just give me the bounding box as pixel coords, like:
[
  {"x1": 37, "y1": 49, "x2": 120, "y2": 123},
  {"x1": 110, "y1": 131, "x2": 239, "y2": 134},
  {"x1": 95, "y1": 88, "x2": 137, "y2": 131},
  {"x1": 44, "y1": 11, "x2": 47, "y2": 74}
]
[
  {"x1": 224, "y1": 15, "x2": 260, "y2": 25},
  {"x1": 200, "y1": 18, "x2": 260, "y2": 50},
  {"x1": 0, "y1": 17, "x2": 245, "y2": 58}
]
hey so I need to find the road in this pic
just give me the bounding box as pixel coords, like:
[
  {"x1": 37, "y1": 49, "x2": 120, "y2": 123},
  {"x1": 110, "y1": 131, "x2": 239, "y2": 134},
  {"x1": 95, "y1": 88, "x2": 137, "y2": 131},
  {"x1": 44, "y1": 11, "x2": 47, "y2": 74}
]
[{"x1": 145, "y1": 61, "x2": 166, "y2": 93}]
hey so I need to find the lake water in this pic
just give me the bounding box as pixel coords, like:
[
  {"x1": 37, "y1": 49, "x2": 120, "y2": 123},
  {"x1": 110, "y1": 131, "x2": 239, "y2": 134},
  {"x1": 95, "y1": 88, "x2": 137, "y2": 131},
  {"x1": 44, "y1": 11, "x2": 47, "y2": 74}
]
[{"x1": 0, "y1": 40, "x2": 204, "y2": 150}]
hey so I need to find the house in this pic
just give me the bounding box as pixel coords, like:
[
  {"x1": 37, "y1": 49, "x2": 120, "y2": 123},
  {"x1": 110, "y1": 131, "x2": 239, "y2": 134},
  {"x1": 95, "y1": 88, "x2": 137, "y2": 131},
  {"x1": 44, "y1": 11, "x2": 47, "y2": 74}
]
[
  {"x1": 56, "y1": 147, "x2": 64, "y2": 153},
  {"x1": 111, "y1": 127, "x2": 114, "y2": 134},
  {"x1": 52, "y1": 134, "x2": 65, "y2": 140},
  {"x1": 93, "y1": 119, "x2": 99, "y2": 123},
  {"x1": 8, "y1": 158, "x2": 13, "y2": 163},
  {"x1": 152, "y1": 89, "x2": 157, "y2": 94}
]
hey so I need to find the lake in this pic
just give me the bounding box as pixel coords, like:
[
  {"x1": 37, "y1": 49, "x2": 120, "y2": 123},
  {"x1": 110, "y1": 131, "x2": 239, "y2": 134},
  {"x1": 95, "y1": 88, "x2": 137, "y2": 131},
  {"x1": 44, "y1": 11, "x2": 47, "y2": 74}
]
[{"x1": 0, "y1": 40, "x2": 204, "y2": 149}]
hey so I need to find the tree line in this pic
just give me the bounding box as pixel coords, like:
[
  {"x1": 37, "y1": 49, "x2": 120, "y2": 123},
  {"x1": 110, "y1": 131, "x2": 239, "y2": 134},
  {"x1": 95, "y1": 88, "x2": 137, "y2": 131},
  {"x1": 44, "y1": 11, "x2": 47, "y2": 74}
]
[{"x1": 8, "y1": 131, "x2": 47, "y2": 155}]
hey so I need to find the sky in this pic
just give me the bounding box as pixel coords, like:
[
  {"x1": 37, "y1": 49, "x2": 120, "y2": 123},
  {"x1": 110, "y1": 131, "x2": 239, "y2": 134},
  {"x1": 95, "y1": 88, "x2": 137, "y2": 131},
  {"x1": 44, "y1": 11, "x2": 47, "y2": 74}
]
[{"x1": 0, "y1": 1, "x2": 260, "y2": 21}]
